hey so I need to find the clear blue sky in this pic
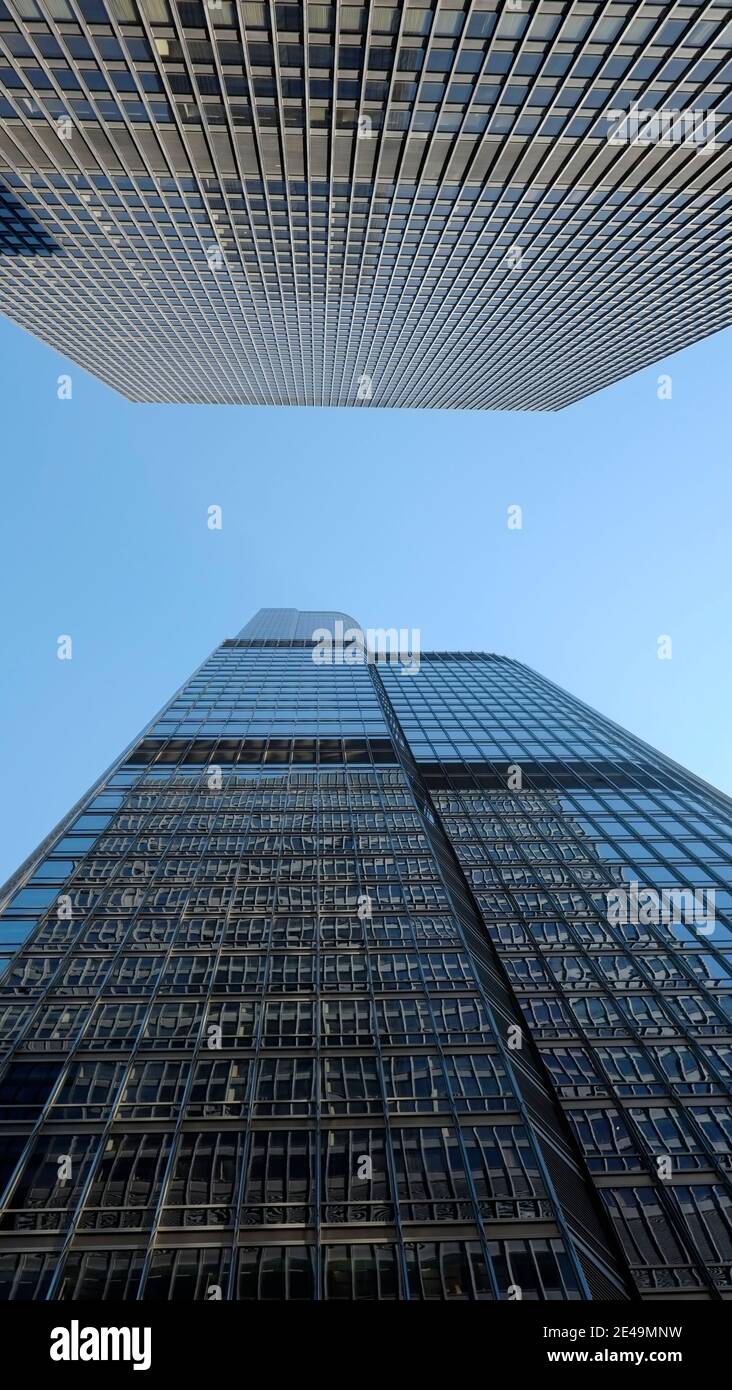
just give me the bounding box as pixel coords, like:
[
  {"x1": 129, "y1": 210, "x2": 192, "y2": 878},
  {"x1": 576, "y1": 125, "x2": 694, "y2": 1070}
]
[{"x1": 1, "y1": 315, "x2": 730, "y2": 885}]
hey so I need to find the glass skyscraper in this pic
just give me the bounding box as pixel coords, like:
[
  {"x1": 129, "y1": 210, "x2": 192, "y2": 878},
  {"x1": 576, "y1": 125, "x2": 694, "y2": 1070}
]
[
  {"x1": 1, "y1": 607, "x2": 730, "y2": 1302},
  {"x1": 0, "y1": 0, "x2": 730, "y2": 406}
]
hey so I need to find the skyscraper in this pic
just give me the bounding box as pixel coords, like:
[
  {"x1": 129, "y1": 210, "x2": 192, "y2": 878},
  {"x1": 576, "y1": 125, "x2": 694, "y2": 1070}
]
[
  {"x1": 1, "y1": 608, "x2": 730, "y2": 1302},
  {"x1": 0, "y1": 0, "x2": 730, "y2": 406}
]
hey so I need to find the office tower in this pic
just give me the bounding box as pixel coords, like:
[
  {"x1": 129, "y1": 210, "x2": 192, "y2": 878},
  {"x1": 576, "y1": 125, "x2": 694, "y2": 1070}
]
[
  {"x1": 0, "y1": 1, "x2": 730, "y2": 407},
  {"x1": 1, "y1": 607, "x2": 731, "y2": 1302}
]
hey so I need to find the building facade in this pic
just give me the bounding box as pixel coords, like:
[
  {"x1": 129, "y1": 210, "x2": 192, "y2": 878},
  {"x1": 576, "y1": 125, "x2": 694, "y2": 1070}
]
[
  {"x1": 0, "y1": 608, "x2": 731, "y2": 1301},
  {"x1": 0, "y1": 0, "x2": 731, "y2": 406}
]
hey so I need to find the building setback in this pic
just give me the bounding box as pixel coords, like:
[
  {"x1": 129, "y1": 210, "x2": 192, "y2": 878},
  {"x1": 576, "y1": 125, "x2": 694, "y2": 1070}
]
[
  {"x1": 0, "y1": 608, "x2": 731, "y2": 1301},
  {"x1": 0, "y1": 0, "x2": 730, "y2": 407}
]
